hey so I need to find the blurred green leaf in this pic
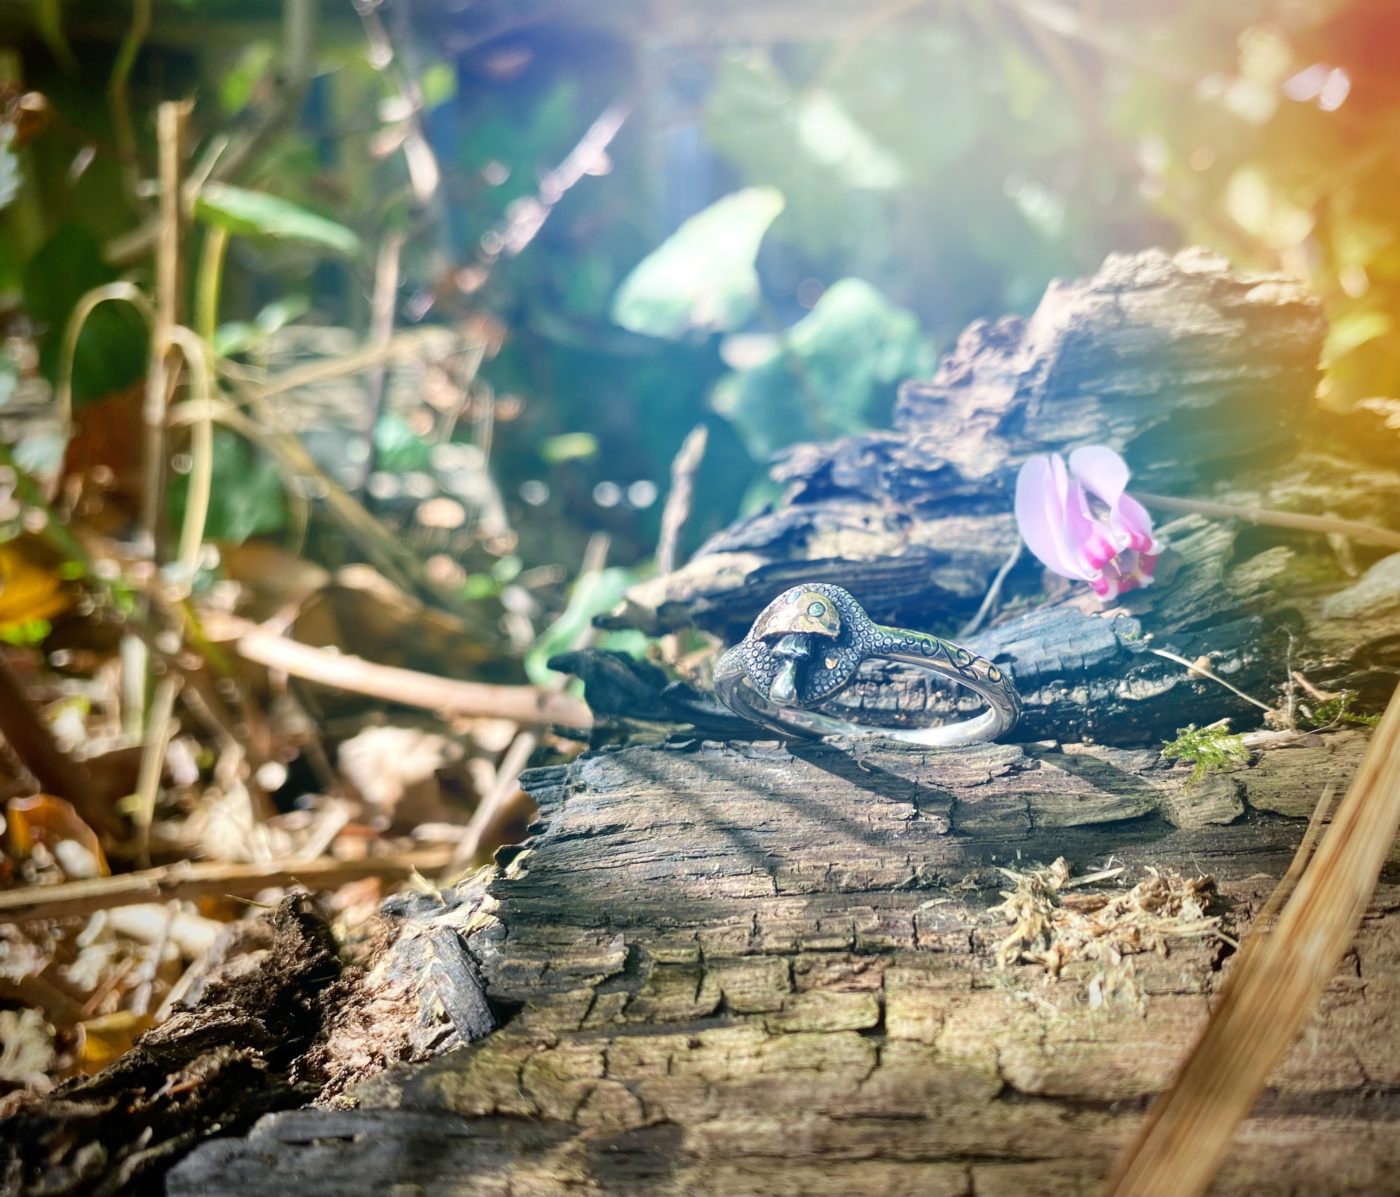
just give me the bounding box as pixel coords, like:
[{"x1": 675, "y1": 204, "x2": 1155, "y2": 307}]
[
  {"x1": 195, "y1": 183, "x2": 362, "y2": 256},
  {"x1": 611, "y1": 187, "x2": 785, "y2": 340},
  {"x1": 22, "y1": 226, "x2": 147, "y2": 403},
  {"x1": 373, "y1": 411, "x2": 433, "y2": 473},
  {"x1": 1325, "y1": 310, "x2": 1393, "y2": 363},
  {"x1": 539, "y1": 432, "x2": 598, "y2": 463},
  {"x1": 169, "y1": 429, "x2": 287, "y2": 545},
  {"x1": 32, "y1": 0, "x2": 77, "y2": 71},
  {"x1": 713, "y1": 278, "x2": 932, "y2": 459},
  {"x1": 218, "y1": 43, "x2": 276, "y2": 114},
  {"x1": 704, "y1": 53, "x2": 906, "y2": 255},
  {"x1": 525, "y1": 565, "x2": 648, "y2": 686},
  {"x1": 213, "y1": 295, "x2": 310, "y2": 357},
  {"x1": 420, "y1": 62, "x2": 458, "y2": 110}
]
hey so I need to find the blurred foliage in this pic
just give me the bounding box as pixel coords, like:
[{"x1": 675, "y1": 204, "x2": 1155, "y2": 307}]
[
  {"x1": 195, "y1": 183, "x2": 362, "y2": 257},
  {"x1": 611, "y1": 187, "x2": 785, "y2": 340},
  {"x1": 0, "y1": 0, "x2": 1397, "y2": 635},
  {"x1": 714, "y1": 277, "x2": 933, "y2": 460}
]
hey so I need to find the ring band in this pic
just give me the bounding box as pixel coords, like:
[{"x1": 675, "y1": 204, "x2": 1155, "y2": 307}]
[{"x1": 713, "y1": 583, "x2": 1020, "y2": 747}]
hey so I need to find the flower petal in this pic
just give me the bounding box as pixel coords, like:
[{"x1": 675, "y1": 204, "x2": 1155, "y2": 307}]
[
  {"x1": 1112, "y1": 493, "x2": 1161, "y2": 555},
  {"x1": 1064, "y1": 480, "x2": 1119, "y2": 572},
  {"x1": 1015, "y1": 455, "x2": 1094, "y2": 581},
  {"x1": 1068, "y1": 445, "x2": 1131, "y2": 508}
]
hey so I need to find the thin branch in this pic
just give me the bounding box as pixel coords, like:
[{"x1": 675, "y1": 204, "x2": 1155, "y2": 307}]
[
  {"x1": 1148, "y1": 647, "x2": 1274, "y2": 714},
  {"x1": 356, "y1": 229, "x2": 405, "y2": 494},
  {"x1": 656, "y1": 424, "x2": 709, "y2": 576},
  {"x1": 0, "y1": 846, "x2": 456, "y2": 924},
  {"x1": 165, "y1": 325, "x2": 217, "y2": 577},
  {"x1": 106, "y1": 0, "x2": 152, "y2": 213},
  {"x1": 248, "y1": 327, "x2": 457, "y2": 400},
  {"x1": 1254, "y1": 783, "x2": 1337, "y2": 928},
  {"x1": 132, "y1": 674, "x2": 178, "y2": 868},
  {"x1": 1136, "y1": 491, "x2": 1400, "y2": 552},
  {"x1": 56, "y1": 283, "x2": 156, "y2": 455},
  {"x1": 960, "y1": 538, "x2": 1022, "y2": 638},
  {"x1": 231, "y1": 621, "x2": 592, "y2": 729},
  {"x1": 139, "y1": 99, "x2": 191, "y2": 568},
  {"x1": 479, "y1": 103, "x2": 630, "y2": 263}
]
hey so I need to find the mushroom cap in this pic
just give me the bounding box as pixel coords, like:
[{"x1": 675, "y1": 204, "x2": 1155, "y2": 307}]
[{"x1": 751, "y1": 587, "x2": 842, "y2": 642}]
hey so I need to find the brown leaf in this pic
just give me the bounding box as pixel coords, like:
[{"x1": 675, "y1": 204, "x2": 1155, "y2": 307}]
[{"x1": 5, "y1": 794, "x2": 109, "y2": 878}]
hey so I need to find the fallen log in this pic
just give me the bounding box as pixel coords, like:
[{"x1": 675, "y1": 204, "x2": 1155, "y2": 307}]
[{"x1": 162, "y1": 731, "x2": 1399, "y2": 1197}]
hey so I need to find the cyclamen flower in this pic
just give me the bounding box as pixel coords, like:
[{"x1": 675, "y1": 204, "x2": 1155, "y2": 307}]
[{"x1": 1014, "y1": 446, "x2": 1163, "y2": 601}]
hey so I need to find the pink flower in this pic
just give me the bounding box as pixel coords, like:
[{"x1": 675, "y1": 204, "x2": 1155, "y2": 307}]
[{"x1": 1014, "y1": 446, "x2": 1163, "y2": 601}]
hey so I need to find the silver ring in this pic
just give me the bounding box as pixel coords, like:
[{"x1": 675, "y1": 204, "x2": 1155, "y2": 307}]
[{"x1": 713, "y1": 583, "x2": 1020, "y2": 747}]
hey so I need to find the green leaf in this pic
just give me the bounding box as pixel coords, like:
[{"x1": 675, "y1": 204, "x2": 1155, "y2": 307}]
[
  {"x1": 712, "y1": 278, "x2": 932, "y2": 460},
  {"x1": 22, "y1": 226, "x2": 147, "y2": 404},
  {"x1": 610, "y1": 187, "x2": 785, "y2": 340},
  {"x1": 525, "y1": 566, "x2": 648, "y2": 686},
  {"x1": 420, "y1": 61, "x2": 458, "y2": 110},
  {"x1": 373, "y1": 411, "x2": 433, "y2": 473},
  {"x1": 218, "y1": 43, "x2": 277, "y2": 115},
  {"x1": 1324, "y1": 310, "x2": 1393, "y2": 363},
  {"x1": 539, "y1": 432, "x2": 598, "y2": 464},
  {"x1": 213, "y1": 295, "x2": 310, "y2": 357},
  {"x1": 195, "y1": 183, "x2": 362, "y2": 256},
  {"x1": 168, "y1": 428, "x2": 287, "y2": 545}
]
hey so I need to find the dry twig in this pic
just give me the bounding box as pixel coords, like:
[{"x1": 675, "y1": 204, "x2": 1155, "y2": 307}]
[
  {"x1": 0, "y1": 848, "x2": 456, "y2": 924},
  {"x1": 231, "y1": 620, "x2": 591, "y2": 729},
  {"x1": 1136, "y1": 491, "x2": 1400, "y2": 552}
]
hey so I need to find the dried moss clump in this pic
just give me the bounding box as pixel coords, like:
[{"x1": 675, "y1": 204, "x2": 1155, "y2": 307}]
[
  {"x1": 990, "y1": 857, "x2": 1220, "y2": 1010},
  {"x1": 1162, "y1": 723, "x2": 1250, "y2": 781}
]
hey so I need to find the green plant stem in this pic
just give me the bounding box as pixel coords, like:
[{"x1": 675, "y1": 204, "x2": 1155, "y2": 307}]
[
  {"x1": 176, "y1": 226, "x2": 229, "y2": 575},
  {"x1": 107, "y1": 0, "x2": 151, "y2": 213}
]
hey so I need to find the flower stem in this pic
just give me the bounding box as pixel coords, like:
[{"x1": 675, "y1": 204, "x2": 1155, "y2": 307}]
[{"x1": 1134, "y1": 491, "x2": 1400, "y2": 552}]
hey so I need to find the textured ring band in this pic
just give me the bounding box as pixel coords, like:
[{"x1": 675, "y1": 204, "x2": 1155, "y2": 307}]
[{"x1": 713, "y1": 583, "x2": 1020, "y2": 748}]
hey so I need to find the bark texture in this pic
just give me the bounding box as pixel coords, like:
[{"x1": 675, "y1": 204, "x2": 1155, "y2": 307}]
[{"x1": 166, "y1": 732, "x2": 1400, "y2": 1197}]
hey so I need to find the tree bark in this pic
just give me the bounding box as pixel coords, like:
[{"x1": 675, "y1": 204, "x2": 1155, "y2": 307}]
[{"x1": 163, "y1": 730, "x2": 1399, "y2": 1197}]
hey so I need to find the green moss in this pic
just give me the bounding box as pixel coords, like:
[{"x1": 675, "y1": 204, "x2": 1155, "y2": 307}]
[
  {"x1": 1161, "y1": 724, "x2": 1250, "y2": 782},
  {"x1": 1298, "y1": 691, "x2": 1381, "y2": 730}
]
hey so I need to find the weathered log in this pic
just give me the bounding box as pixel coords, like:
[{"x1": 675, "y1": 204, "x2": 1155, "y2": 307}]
[
  {"x1": 161, "y1": 730, "x2": 1400, "y2": 1196},
  {"x1": 0, "y1": 897, "x2": 338, "y2": 1197},
  {"x1": 612, "y1": 248, "x2": 1337, "y2": 639},
  {"x1": 606, "y1": 249, "x2": 1398, "y2": 747}
]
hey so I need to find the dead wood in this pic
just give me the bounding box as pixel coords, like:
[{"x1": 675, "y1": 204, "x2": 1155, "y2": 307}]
[
  {"x1": 0, "y1": 897, "x2": 339, "y2": 1197},
  {"x1": 160, "y1": 731, "x2": 1400, "y2": 1197}
]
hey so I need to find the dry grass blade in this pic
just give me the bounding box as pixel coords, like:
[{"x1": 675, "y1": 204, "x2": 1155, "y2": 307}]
[{"x1": 1105, "y1": 683, "x2": 1400, "y2": 1196}]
